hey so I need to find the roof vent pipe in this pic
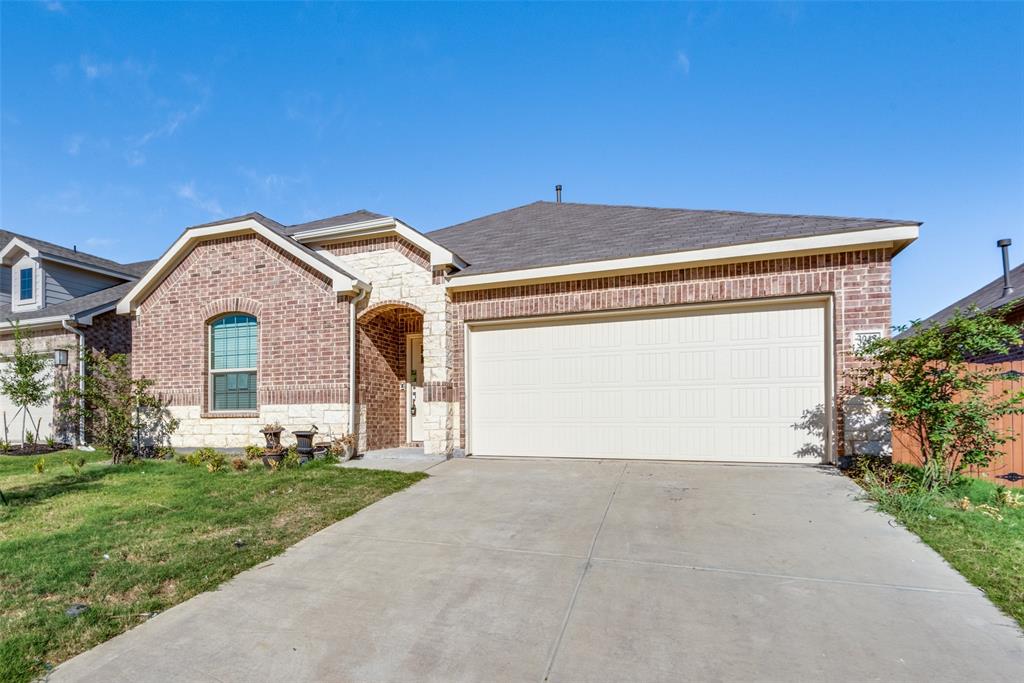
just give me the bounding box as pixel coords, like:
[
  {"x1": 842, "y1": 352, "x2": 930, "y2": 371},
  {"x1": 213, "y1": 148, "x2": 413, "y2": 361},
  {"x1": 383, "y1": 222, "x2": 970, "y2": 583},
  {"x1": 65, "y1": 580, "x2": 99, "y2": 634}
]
[
  {"x1": 997, "y1": 238, "x2": 1013, "y2": 299},
  {"x1": 555, "y1": 185, "x2": 562, "y2": 203}
]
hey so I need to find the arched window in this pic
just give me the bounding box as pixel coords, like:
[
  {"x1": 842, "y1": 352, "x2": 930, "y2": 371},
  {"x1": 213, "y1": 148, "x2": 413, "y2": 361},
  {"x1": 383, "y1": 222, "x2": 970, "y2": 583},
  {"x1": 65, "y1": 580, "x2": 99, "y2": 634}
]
[{"x1": 209, "y1": 314, "x2": 258, "y2": 411}]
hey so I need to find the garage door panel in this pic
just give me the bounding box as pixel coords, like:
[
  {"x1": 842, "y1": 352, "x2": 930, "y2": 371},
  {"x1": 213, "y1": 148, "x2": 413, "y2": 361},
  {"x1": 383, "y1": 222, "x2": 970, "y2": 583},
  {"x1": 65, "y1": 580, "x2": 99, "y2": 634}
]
[{"x1": 469, "y1": 302, "x2": 827, "y2": 463}]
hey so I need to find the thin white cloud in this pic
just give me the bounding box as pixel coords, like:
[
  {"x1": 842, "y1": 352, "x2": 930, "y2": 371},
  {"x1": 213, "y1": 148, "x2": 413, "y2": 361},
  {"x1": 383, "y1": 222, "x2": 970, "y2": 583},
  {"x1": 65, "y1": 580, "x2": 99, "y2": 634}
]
[
  {"x1": 79, "y1": 55, "x2": 112, "y2": 80},
  {"x1": 175, "y1": 181, "x2": 224, "y2": 217},
  {"x1": 137, "y1": 104, "x2": 202, "y2": 147},
  {"x1": 124, "y1": 149, "x2": 146, "y2": 167},
  {"x1": 38, "y1": 184, "x2": 88, "y2": 215},
  {"x1": 240, "y1": 167, "x2": 305, "y2": 195},
  {"x1": 85, "y1": 237, "x2": 118, "y2": 248},
  {"x1": 66, "y1": 134, "x2": 84, "y2": 156},
  {"x1": 675, "y1": 51, "x2": 691, "y2": 76},
  {"x1": 41, "y1": 0, "x2": 66, "y2": 13}
]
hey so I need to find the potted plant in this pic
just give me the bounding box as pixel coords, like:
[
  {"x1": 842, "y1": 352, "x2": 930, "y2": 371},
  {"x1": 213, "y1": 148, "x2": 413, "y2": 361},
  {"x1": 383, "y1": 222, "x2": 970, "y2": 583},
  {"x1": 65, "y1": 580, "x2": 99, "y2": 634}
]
[
  {"x1": 312, "y1": 441, "x2": 331, "y2": 460},
  {"x1": 261, "y1": 422, "x2": 284, "y2": 450}
]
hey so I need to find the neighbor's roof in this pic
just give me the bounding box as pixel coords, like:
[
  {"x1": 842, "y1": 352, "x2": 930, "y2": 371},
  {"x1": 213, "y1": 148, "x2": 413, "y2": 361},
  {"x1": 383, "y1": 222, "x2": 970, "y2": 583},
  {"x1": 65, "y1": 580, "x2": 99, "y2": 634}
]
[
  {"x1": 0, "y1": 228, "x2": 139, "y2": 278},
  {"x1": 0, "y1": 230, "x2": 146, "y2": 324},
  {"x1": 4, "y1": 281, "x2": 138, "y2": 323},
  {"x1": 903, "y1": 262, "x2": 1024, "y2": 332},
  {"x1": 428, "y1": 201, "x2": 921, "y2": 277}
]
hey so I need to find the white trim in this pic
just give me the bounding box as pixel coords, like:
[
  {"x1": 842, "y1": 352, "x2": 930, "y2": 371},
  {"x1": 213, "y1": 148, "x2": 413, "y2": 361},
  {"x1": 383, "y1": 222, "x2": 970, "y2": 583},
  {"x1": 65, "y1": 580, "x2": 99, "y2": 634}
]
[
  {"x1": 292, "y1": 217, "x2": 467, "y2": 269},
  {"x1": 116, "y1": 218, "x2": 366, "y2": 315},
  {"x1": 0, "y1": 237, "x2": 39, "y2": 263},
  {"x1": 0, "y1": 314, "x2": 72, "y2": 330},
  {"x1": 446, "y1": 225, "x2": 920, "y2": 291}
]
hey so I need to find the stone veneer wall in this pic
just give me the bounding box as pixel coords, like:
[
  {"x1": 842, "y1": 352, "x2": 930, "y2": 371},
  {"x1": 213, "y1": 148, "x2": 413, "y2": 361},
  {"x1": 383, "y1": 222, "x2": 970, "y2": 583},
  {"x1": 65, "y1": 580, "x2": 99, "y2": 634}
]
[
  {"x1": 131, "y1": 233, "x2": 352, "y2": 448},
  {"x1": 449, "y1": 249, "x2": 893, "y2": 457},
  {"x1": 319, "y1": 236, "x2": 455, "y2": 455}
]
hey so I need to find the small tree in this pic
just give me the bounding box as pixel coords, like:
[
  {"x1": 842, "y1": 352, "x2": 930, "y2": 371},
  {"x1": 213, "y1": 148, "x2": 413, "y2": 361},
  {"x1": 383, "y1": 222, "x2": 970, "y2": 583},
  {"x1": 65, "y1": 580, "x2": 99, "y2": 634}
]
[
  {"x1": 0, "y1": 321, "x2": 52, "y2": 444},
  {"x1": 58, "y1": 350, "x2": 178, "y2": 464},
  {"x1": 853, "y1": 306, "x2": 1024, "y2": 488}
]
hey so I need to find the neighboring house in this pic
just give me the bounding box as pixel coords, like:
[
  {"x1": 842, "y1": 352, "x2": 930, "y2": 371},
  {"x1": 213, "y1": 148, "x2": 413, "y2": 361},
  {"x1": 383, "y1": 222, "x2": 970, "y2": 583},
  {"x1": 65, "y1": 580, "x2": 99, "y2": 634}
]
[
  {"x1": 117, "y1": 200, "x2": 919, "y2": 463},
  {"x1": 893, "y1": 253, "x2": 1023, "y2": 485},
  {"x1": 0, "y1": 230, "x2": 150, "y2": 443}
]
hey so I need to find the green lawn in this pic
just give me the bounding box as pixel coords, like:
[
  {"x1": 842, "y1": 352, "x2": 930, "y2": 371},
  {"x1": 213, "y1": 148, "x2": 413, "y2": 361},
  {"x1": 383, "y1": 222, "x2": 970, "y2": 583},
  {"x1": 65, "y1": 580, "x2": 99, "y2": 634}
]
[
  {"x1": 859, "y1": 470, "x2": 1024, "y2": 628},
  {"x1": 0, "y1": 450, "x2": 426, "y2": 682}
]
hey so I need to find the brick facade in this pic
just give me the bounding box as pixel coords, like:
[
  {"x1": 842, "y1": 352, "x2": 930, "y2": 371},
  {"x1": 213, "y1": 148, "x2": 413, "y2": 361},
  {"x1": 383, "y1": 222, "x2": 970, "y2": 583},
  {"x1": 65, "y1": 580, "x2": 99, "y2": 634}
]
[
  {"x1": 131, "y1": 233, "x2": 351, "y2": 447},
  {"x1": 449, "y1": 249, "x2": 893, "y2": 456}
]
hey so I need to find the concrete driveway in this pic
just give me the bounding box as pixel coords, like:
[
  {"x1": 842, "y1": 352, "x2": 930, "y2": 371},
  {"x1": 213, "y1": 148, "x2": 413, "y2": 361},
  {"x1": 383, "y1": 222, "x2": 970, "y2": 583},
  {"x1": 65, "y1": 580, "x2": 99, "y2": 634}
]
[{"x1": 53, "y1": 458, "x2": 1024, "y2": 682}]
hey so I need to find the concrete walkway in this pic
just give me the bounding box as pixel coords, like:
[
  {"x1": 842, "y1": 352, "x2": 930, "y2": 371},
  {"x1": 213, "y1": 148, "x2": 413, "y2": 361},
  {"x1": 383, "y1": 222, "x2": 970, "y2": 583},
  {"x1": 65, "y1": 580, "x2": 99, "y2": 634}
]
[{"x1": 52, "y1": 458, "x2": 1024, "y2": 682}]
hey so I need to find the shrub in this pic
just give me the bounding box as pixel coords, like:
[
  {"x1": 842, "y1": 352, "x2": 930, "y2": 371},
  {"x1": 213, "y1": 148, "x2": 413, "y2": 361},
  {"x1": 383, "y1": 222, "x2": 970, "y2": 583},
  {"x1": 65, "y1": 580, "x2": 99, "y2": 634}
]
[
  {"x1": 45, "y1": 436, "x2": 57, "y2": 448},
  {"x1": 281, "y1": 446, "x2": 300, "y2": 469},
  {"x1": 64, "y1": 455, "x2": 86, "y2": 475},
  {"x1": 244, "y1": 444, "x2": 265, "y2": 460},
  {"x1": 205, "y1": 451, "x2": 226, "y2": 473},
  {"x1": 25, "y1": 431, "x2": 36, "y2": 445},
  {"x1": 231, "y1": 457, "x2": 248, "y2": 472},
  {"x1": 155, "y1": 445, "x2": 177, "y2": 460},
  {"x1": 0, "y1": 441, "x2": 11, "y2": 454},
  {"x1": 854, "y1": 306, "x2": 1024, "y2": 488},
  {"x1": 56, "y1": 350, "x2": 179, "y2": 464},
  {"x1": 33, "y1": 457, "x2": 45, "y2": 474},
  {"x1": 174, "y1": 451, "x2": 188, "y2": 464}
]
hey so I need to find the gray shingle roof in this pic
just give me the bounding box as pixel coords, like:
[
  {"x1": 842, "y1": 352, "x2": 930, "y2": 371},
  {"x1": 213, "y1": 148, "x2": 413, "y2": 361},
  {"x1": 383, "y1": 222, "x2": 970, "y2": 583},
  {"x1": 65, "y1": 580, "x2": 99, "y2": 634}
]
[
  {"x1": 899, "y1": 262, "x2": 1024, "y2": 335},
  {"x1": 183, "y1": 211, "x2": 363, "y2": 285},
  {"x1": 4, "y1": 281, "x2": 138, "y2": 322},
  {"x1": 429, "y1": 201, "x2": 920, "y2": 277},
  {"x1": 0, "y1": 229, "x2": 149, "y2": 323},
  {"x1": 284, "y1": 210, "x2": 386, "y2": 235},
  {"x1": 0, "y1": 229, "x2": 139, "y2": 278}
]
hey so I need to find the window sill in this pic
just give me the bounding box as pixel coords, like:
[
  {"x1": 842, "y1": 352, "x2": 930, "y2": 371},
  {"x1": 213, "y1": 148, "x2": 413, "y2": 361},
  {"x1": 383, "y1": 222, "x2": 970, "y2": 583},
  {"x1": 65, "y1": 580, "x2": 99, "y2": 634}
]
[{"x1": 201, "y1": 411, "x2": 259, "y2": 419}]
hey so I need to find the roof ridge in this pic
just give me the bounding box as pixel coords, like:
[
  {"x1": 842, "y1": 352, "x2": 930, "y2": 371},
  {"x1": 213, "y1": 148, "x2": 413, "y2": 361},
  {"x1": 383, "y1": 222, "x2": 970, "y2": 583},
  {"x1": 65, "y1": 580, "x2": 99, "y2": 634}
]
[
  {"x1": 528, "y1": 200, "x2": 921, "y2": 227},
  {"x1": 0, "y1": 228, "x2": 139, "y2": 272}
]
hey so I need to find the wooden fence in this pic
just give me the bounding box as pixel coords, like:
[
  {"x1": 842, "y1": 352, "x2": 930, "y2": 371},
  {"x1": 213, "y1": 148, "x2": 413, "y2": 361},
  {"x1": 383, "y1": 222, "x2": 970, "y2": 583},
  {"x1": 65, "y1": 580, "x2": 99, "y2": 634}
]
[{"x1": 891, "y1": 358, "x2": 1024, "y2": 487}]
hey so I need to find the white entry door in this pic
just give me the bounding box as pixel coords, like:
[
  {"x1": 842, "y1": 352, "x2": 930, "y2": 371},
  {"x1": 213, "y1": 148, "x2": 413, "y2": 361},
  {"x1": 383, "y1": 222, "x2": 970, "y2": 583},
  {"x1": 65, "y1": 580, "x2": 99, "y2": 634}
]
[
  {"x1": 467, "y1": 301, "x2": 828, "y2": 463},
  {"x1": 406, "y1": 334, "x2": 425, "y2": 443}
]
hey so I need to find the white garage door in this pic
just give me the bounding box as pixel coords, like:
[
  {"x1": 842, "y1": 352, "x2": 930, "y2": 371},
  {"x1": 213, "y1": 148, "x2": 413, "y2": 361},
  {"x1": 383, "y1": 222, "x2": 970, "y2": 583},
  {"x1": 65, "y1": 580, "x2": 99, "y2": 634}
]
[{"x1": 467, "y1": 301, "x2": 828, "y2": 463}]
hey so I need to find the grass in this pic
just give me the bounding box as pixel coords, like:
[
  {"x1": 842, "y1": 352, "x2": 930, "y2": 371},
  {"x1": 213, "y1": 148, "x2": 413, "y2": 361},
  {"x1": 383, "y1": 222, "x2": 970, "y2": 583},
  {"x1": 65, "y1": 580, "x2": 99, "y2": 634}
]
[
  {"x1": 855, "y1": 464, "x2": 1024, "y2": 628},
  {"x1": 0, "y1": 450, "x2": 426, "y2": 682}
]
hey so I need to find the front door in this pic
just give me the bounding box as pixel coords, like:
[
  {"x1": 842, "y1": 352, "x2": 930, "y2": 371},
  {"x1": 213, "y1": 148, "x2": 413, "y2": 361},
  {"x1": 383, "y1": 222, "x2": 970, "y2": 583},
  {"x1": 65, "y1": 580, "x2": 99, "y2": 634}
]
[{"x1": 406, "y1": 334, "x2": 425, "y2": 443}]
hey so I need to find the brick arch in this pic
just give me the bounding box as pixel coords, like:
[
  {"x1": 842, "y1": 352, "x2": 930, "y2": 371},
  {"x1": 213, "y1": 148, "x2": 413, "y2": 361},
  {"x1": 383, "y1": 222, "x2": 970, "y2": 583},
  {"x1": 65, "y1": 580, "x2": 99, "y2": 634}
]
[
  {"x1": 201, "y1": 297, "x2": 264, "y2": 323},
  {"x1": 358, "y1": 299, "x2": 425, "y2": 323}
]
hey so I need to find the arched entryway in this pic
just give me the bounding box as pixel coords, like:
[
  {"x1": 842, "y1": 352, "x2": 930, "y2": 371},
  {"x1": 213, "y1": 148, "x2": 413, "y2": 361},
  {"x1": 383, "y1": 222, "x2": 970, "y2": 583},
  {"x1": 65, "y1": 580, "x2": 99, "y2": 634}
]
[{"x1": 356, "y1": 302, "x2": 425, "y2": 450}]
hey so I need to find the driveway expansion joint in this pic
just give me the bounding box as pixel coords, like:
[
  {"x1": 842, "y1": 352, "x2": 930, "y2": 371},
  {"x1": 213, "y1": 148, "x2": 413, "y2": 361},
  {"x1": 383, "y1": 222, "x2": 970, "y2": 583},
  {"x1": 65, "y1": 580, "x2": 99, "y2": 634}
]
[{"x1": 542, "y1": 462, "x2": 628, "y2": 682}]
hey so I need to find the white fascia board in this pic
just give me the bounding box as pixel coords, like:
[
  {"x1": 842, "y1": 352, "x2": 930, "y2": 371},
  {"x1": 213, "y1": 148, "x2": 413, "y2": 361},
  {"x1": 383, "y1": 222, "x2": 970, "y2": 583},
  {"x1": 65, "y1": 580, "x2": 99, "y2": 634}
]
[
  {"x1": 446, "y1": 224, "x2": 920, "y2": 291},
  {"x1": 116, "y1": 218, "x2": 364, "y2": 315},
  {"x1": 292, "y1": 217, "x2": 466, "y2": 269},
  {"x1": 0, "y1": 237, "x2": 40, "y2": 264},
  {"x1": 0, "y1": 314, "x2": 71, "y2": 330}
]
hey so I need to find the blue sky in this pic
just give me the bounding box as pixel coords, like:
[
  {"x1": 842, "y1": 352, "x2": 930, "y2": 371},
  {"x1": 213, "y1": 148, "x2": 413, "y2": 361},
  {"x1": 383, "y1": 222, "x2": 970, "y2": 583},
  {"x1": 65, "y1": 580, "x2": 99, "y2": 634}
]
[{"x1": 1, "y1": 2, "x2": 1021, "y2": 325}]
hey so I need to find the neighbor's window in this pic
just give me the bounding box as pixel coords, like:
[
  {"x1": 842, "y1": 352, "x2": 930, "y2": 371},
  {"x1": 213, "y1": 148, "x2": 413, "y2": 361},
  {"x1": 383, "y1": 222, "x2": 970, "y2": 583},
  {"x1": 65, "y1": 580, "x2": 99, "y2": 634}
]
[
  {"x1": 209, "y1": 313, "x2": 258, "y2": 411},
  {"x1": 18, "y1": 268, "x2": 33, "y2": 301}
]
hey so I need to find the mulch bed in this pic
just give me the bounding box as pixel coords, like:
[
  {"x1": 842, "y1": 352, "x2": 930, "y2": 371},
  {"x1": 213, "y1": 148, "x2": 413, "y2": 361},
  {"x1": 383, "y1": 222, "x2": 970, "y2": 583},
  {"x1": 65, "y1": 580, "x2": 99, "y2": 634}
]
[{"x1": 1, "y1": 443, "x2": 71, "y2": 456}]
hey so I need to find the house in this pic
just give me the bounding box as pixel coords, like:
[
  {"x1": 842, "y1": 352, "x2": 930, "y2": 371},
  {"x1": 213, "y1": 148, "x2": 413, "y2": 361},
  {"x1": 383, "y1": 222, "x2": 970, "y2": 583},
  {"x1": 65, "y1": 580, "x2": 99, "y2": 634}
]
[
  {"x1": 116, "y1": 199, "x2": 919, "y2": 462},
  {"x1": 0, "y1": 230, "x2": 151, "y2": 443},
  {"x1": 892, "y1": 242, "x2": 1023, "y2": 484}
]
